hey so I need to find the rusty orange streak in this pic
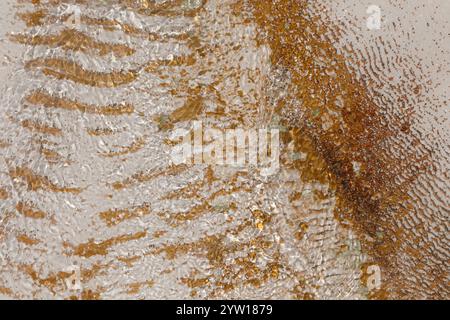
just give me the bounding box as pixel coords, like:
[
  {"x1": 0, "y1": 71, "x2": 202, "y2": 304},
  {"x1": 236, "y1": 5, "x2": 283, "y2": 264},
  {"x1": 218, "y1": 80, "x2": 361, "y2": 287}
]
[
  {"x1": 72, "y1": 231, "x2": 147, "y2": 258},
  {"x1": 0, "y1": 188, "x2": 9, "y2": 200},
  {"x1": 25, "y1": 90, "x2": 134, "y2": 116},
  {"x1": 145, "y1": 54, "x2": 197, "y2": 72},
  {"x1": 11, "y1": 29, "x2": 135, "y2": 57},
  {"x1": 25, "y1": 58, "x2": 138, "y2": 88},
  {"x1": 10, "y1": 167, "x2": 82, "y2": 194},
  {"x1": 99, "y1": 136, "x2": 146, "y2": 158},
  {"x1": 16, "y1": 234, "x2": 40, "y2": 245},
  {"x1": 20, "y1": 119, "x2": 62, "y2": 136},
  {"x1": 17, "y1": 7, "x2": 195, "y2": 42},
  {"x1": 111, "y1": 164, "x2": 188, "y2": 190},
  {"x1": 16, "y1": 202, "x2": 47, "y2": 219},
  {"x1": 99, "y1": 204, "x2": 151, "y2": 227}
]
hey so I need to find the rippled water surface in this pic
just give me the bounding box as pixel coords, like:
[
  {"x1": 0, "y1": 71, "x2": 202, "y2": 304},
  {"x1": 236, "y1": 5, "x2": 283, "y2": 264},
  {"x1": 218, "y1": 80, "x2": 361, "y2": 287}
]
[{"x1": 0, "y1": 0, "x2": 448, "y2": 299}]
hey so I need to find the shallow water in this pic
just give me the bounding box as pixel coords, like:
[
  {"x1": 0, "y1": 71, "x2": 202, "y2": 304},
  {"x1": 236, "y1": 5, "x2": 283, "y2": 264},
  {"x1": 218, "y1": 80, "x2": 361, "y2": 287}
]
[{"x1": 0, "y1": 0, "x2": 448, "y2": 299}]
